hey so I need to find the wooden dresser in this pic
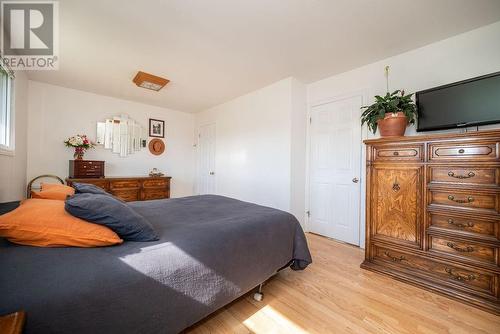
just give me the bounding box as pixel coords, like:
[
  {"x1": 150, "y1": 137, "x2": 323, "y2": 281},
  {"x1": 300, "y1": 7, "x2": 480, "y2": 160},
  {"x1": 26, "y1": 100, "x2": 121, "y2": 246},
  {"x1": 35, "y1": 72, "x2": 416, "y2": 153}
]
[
  {"x1": 66, "y1": 176, "x2": 171, "y2": 202},
  {"x1": 361, "y1": 130, "x2": 500, "y2": 314},
  {"x1": 69, "y1": 160, "x2": 105, "y2": 178}
]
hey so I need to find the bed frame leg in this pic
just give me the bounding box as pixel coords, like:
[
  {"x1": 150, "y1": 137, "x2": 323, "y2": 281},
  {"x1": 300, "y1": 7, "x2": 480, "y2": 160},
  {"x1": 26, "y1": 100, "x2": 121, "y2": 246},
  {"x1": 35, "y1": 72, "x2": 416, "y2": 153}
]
[{"x1": 253, "y1": 283, "x2": 264, "y2": 302}]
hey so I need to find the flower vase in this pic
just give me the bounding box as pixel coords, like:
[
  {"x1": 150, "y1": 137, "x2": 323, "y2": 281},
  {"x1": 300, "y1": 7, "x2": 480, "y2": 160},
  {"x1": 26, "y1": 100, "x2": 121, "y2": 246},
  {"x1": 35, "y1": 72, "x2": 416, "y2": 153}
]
[{"x1": 74, "y1": 147, "x2": 85, "y2": 160}]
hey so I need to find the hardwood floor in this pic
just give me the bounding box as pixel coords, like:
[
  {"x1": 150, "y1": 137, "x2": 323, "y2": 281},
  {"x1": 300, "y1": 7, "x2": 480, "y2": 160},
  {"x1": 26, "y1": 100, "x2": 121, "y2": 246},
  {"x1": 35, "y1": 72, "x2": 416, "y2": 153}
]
[{"x1": 186, "y1": 233, "x2": 500, "y2": 334}]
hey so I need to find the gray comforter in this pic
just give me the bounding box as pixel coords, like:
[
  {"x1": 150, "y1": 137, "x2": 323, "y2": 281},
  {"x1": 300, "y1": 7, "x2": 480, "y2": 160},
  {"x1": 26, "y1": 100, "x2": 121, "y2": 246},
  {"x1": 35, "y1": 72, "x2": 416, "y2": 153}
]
[{"x1": 0, "y1": 195, "x2": 312, "y2": 333}]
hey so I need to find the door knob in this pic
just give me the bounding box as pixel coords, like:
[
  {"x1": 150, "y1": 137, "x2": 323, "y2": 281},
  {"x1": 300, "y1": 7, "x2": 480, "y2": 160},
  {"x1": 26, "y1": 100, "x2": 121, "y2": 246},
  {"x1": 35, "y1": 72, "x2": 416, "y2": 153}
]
[
  {"x1": 209, "y1": 171, "x2": 215, "y2": 175},
  {"x1": 352, "y1": 177, "x2": 359, "y2": 183}
]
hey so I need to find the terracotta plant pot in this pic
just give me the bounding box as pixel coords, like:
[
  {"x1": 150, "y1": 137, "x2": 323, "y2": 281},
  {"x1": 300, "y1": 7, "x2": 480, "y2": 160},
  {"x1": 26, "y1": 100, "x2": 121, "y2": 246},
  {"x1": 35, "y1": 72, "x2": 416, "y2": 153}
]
[{"x1": 377, "y1": 112, "x2": 408, "y2": 137}]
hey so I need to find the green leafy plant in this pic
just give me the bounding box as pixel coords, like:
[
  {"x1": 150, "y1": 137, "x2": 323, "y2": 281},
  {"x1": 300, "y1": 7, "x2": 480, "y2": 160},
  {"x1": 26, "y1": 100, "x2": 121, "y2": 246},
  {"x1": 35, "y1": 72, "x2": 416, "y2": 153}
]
[{"x1": 361, "y1": 90, "x2": 417, "y2": 134}]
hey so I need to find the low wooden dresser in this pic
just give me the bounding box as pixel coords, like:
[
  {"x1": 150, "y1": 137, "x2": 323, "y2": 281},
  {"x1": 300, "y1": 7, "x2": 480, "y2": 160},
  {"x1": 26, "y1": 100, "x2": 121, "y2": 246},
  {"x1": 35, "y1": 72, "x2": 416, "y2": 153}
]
[
  {"x1": 361, "y1": 130, "x2": 500, "y2": 314},
  {"x1": 66, "y1": 176, "x2": 171, "y2": 202}
]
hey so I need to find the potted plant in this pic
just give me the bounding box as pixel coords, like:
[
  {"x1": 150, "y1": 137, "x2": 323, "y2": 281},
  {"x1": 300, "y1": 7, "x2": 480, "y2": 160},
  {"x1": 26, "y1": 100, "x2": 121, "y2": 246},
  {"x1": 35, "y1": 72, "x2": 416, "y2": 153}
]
[
  {"x1": 361, "y1": 90, "x2": 417, "y2": 137},
  {"x1": 64, "y1": 134, "x2": 95, "y2": 160}
]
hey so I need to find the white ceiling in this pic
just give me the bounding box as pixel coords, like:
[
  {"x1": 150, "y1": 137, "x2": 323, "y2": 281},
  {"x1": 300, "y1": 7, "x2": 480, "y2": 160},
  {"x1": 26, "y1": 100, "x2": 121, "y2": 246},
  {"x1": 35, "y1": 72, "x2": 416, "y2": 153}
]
[{"x1": 27, "y1": 0, "x2": 500, "y2": 113}]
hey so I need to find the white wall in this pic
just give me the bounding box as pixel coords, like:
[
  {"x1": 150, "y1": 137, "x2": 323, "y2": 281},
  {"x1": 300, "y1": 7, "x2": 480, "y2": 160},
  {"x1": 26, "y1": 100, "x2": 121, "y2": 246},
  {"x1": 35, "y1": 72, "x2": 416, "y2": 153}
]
[
  {"x1": 307, "y1": 21, "x2": 500, "y2": 247},
  {"x1": 196, "y1": 77, "x2": 307, "y2": 223},
  {"x1": 308, "y1": 21, "x2": 500, "y2": 136},
  {"x1": 27, "y1": 81, "x2": 196, "y2": 198},
  {"x1": 0, "y1": 71, "x2": 29, "y2": 202},
  {"x1": 290, "y1": 78, "x2": 307, "y2": 224}
]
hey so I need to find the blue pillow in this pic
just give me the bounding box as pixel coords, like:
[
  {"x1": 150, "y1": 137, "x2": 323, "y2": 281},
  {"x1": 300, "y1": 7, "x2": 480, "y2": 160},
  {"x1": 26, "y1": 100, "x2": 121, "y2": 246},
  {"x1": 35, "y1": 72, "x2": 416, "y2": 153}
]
[
  {"x1": 73, "y1": 183, "x2": 109, "y2": 195},
  {"x1": 65, "y1": 193, "x2": 159, "y2": 241}
]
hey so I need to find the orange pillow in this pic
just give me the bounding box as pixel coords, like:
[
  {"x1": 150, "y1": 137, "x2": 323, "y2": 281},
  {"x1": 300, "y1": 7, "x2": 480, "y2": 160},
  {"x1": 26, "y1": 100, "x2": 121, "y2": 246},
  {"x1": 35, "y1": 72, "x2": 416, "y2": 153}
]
[
  {"x1": 41, "y1": 183, "x2": 71, "y2": 191},
  {"x1": 0, "y1": 199, "x2": 123, "y2": 247},
  {"x1": 31, "y1": 183, "x2": 75, "y2": 200}
]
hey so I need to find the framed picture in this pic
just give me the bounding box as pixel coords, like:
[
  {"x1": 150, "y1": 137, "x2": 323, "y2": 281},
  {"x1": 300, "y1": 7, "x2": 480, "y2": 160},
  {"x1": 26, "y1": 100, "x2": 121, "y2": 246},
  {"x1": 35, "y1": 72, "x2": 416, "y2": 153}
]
[{"x1": 149, "y1": 119, "x2": 165, "y2": 138}]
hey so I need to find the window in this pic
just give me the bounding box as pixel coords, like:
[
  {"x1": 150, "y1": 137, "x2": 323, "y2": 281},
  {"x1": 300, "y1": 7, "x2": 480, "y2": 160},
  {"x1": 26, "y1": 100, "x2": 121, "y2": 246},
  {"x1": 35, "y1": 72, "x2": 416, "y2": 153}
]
[{"x1": 0, "y1": 64, "x2": 12, "y2": 152}]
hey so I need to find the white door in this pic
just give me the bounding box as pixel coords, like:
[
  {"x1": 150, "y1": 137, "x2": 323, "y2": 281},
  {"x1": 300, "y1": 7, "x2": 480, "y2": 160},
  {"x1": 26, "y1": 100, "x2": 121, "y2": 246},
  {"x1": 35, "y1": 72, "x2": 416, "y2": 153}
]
[
  {"x1": 308, "y1": 95, "x2": 362, "y2": 245},
  {"x1": 197, "y1": 123, "x2": 216, "y2": 194}
]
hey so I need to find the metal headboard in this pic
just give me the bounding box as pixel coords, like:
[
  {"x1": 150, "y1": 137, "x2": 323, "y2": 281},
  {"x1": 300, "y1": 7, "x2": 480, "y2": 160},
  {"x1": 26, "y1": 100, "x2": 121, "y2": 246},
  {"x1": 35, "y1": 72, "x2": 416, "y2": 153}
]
[{"x1": 27, "y1": 175, "x2": 64, "y2": 198}]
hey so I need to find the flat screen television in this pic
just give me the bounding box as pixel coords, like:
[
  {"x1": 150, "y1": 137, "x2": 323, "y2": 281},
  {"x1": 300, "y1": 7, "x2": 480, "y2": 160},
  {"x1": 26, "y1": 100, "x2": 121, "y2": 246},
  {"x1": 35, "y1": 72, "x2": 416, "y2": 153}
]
[{"x1": 416, "y1": 71, "x2": 500, "y2": 132}]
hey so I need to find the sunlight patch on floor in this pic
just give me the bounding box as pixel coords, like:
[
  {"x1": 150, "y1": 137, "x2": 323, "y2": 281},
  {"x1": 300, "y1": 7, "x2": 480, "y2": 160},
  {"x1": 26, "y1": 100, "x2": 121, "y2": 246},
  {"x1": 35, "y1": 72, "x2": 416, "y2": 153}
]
[{"x1": 243, "y1": 304, "x2": 309, "y2": 334}]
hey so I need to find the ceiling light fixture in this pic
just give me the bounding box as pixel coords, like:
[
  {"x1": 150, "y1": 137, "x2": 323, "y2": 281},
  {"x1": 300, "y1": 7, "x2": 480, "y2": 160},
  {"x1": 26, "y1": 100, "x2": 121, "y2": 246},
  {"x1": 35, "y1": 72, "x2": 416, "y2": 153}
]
[{"x1": 133, "y1": 71, "x2": 170, "y2": 91}]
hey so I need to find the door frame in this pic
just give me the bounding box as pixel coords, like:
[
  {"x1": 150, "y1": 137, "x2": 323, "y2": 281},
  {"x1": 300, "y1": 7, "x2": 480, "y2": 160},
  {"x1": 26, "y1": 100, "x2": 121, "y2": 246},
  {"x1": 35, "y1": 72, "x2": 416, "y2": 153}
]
[
  {"x1": 196, "y1": 122, "x2": 217, "y2": 195},
  {"x1": 305, "y1": 89, "x2": 370, "y2": 248}
]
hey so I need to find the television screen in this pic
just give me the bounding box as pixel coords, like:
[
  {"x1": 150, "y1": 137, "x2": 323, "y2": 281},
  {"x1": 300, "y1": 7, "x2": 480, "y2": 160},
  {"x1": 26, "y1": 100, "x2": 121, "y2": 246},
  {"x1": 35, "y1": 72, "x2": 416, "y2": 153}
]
[{"x1": 416, "y1": 72, "x2": 500, "y2": 131}]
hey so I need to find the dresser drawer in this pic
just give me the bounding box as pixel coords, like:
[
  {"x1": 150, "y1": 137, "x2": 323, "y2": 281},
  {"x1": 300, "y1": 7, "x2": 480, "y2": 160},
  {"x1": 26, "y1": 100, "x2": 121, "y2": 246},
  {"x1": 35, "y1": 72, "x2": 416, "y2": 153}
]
[
  {"x1": 73, "y1": 160, "x2": 103, "y2": 167},
  {"x1": 76, "y1": 170, "x2": 103, "y2": 178},
  {"x1": 81, "y1": 179, "x2": 108, "y2": 190},
  {"x1": 67, "y1": 179, "x2": 109, "y2": 190},
  {"x1": 373, "y1": 145, "x2": 423, "y2": 161},
  {"x1": 429, "y1": 142, "x2": 499, "y2": 161},
  {"x1": 109, "y1": 180, "x2": 141, "y2": 190},
  {"x1": 372, "y1": 245, "x2": 497, "y2": 297},
  {"x1": 428, "y1": 212, "x2": 498, "y2": 240},
  {"x1": 143, "y1": 189, "x2": 168, "y2": 200},
  {"x1": 429, "y1": 189, "x2": 499, "y2": 214},
  {"x1": 429, "y1": 236, "x2": 498, "y2": 266},
  {"x1": 110, "y1": 189, "x2": 140, "y2": 202},
  {"x1": 143, "y1": 179, "x2": 168, "y2": 188},
  {"x1": 429, "y1": 166, "x2": 499, "y2": 187},
  {"x1": 78, "y1": 164, "x2": 103, "y2": 172}
]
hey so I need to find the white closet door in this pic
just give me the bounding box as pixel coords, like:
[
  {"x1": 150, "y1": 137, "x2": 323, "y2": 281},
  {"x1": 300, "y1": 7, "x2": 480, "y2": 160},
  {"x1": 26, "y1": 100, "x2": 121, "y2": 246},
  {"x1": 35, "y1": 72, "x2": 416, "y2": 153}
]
[
  {"x1": 197, "y1": 123, "x2": 216, "y2": 194},
  {"x1": 309, "y1": 95, "x2": 362, "y2": 245}
]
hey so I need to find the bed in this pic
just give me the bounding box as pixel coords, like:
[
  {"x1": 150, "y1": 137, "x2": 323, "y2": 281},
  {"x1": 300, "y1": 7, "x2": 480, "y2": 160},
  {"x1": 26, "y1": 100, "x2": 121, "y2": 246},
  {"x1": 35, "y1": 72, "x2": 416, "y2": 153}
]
[{"x1": 0, "y1": 195, "x2": 312, "y2": 333}]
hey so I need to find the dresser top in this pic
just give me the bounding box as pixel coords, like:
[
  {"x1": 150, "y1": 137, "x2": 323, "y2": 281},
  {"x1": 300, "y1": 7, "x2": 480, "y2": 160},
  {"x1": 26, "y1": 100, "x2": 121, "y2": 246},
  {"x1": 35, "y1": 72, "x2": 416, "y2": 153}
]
[
  {"x1": 364, "y1": 129, "x2": 500, "y2": 145},
  {"x1": 66, "y1": 176, "x2": 171, "y2": 180}
]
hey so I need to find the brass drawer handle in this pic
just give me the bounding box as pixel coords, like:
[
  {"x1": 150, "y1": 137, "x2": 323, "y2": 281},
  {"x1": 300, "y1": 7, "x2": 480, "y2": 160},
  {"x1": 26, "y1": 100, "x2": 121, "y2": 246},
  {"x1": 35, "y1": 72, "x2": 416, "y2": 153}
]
[
  {"x1": 447, "y1": 195, "x2": 474, "y2": 203},
  {"x1": 446, "y1": 242, "x2": 474, "y2": 253},
  {"x1": 445, "y1": 268, "x2": 476, "y2": 282},
  {"x1": 447, "y1": 171, "x2": 475, "y2": 179},
  {"x1": 384, "y1": 251, "x2": 406, "y2": 262},
  {"x1": 447, "y1": 219, "x2": 474, "y2": 229}
]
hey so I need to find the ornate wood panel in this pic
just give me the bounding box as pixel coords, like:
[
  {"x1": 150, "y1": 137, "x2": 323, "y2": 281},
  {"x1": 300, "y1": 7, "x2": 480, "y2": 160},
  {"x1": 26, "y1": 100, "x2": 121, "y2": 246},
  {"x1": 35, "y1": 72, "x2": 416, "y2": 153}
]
[
  {"x1": 371, "y1": 166, "x2": 423, "y2": 248},
  {"x1": 362, "y1": 129, "x2": 500, "y2": 315}
]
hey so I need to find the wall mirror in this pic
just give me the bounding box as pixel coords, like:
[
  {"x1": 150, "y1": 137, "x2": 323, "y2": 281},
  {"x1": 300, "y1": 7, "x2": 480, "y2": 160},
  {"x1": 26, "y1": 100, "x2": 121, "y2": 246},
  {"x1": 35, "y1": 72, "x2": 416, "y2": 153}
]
[{"x1": 96, "y1": 115, "x2": 145, "y2": 157}]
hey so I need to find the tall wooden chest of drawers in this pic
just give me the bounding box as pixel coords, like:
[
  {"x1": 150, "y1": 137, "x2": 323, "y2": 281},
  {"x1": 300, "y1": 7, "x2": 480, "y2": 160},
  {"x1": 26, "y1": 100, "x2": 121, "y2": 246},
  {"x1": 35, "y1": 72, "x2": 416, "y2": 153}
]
[
  {"x1": 66, "y1": 176, "x2": 171, "y2": 202},
  {"x1": 362, "y1": 130, "x2": 500, "y2": 314}
]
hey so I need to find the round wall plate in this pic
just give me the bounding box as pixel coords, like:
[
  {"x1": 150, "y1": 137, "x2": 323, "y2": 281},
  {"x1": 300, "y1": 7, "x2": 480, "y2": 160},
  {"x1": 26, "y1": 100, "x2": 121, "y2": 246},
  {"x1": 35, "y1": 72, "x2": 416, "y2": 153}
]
[{"x1": 149, "y1": 138, "x2": 165, "y2": 155}]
